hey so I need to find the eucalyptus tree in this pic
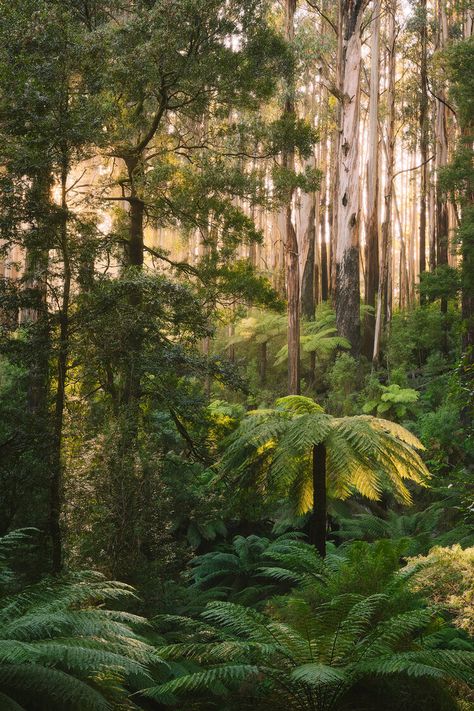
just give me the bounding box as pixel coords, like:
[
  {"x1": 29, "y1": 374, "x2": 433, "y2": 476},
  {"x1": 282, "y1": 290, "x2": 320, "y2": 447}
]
[
  {"x1": 222, "y1": 395, "x2": 430, "y2": 556},
  {"x1": 282, "y1": 0, "x2": 301, "y2": 395},
  {"x1": 334, "y1": 0, "x2": 369, "y2": 355},
  {"x1": 373, "y1": 0, "x2": 399, "y2": 364},
  {"x1": 363, "y1": 0, "x2": 380, "y2": 358}
]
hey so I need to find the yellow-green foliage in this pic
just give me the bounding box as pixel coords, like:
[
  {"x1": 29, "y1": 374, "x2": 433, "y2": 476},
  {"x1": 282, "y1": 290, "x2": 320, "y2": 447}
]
[
  {"x1": 408, "y1": 545, "x2": 474, "y2": 635},
  {"x1": 222, "y1": 395, "x2": 431, "y2": 515}
]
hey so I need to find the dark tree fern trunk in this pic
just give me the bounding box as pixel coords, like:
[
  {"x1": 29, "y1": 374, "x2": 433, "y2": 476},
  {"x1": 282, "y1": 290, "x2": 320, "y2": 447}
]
[{"x1": 309, "y1": 442, "x2": 327, "y2": 557}]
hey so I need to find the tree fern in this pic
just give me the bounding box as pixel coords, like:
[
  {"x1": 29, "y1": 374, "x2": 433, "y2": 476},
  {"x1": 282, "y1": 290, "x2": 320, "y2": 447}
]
[
  {"x1": 146, "y1": 594, "x2": 473, "y2": 709},
  {"x1": 0, "y1": 533, "x2": 162, "y2": 710},
  {"x1": 221, "y1": 396, "x2": 430, "y2": 556}
]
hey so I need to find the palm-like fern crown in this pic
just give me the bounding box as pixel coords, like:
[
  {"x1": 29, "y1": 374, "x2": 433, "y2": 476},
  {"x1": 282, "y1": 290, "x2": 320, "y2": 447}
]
[
  {"x1": 275, "y1": 305, "x2": 350, "y2": 365},
  {"x1": 222, "y1": 395, "x2": 430, "y2": 515},
  {"x1": 230, "y1": 309, "x2": 286, "y2": 346},
  {"x1": 145, "y1": 593, "x2": 474, "y2": 709},
  {"x1": 0, "y1": 543, "x2": 162, "y2": 711}
]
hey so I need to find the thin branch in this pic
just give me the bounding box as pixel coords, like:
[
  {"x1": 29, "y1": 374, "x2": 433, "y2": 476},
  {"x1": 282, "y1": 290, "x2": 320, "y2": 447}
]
[
  {"x1": 306, "y1": 0, "x2": 337, "y2": 34},
  {"x1": 427, "y1": 83, "x2": 457, "y2": 117},
  {"x1": 143, "y1": 244, "x2": 199, "y2": 276},
  {"x1": 392, "y1": 154, "x2": 434, "y2": 182}
]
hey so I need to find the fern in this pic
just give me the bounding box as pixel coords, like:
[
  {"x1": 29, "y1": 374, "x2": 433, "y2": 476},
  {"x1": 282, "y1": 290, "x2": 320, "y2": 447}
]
[
  {"x1": 0, "y1": 534, "x2": 162, "y2": 710},
  {"x1": 147, "y1": 593, "x2": 473, "y2": 709},
  {"x1": 221, "y1": 396, "x2": 430, "y2": 554}
]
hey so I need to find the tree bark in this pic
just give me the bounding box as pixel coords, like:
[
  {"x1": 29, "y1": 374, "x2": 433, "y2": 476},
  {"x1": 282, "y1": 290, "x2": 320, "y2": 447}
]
[
  {"x1": 320, "y1": 139, "x2": 329, "y2": 301},
  {"x1": 309, "y1": 442, "x2": 327, "y2": 557},
  {"x1": 373, "y1": 3, "x2": 397, "y2": 365},
  {"x1": 363, "y1": 0, "x2": 380, "y2": 358},
  {"x1": 300, "y1": 194, "x2": 317, "y2": 319},
  {"x1": 284, "y1": 0, "x2": 300, "y2": 395},
  {"x1": 50, "y1": 155, "x2": 70, "y2": 573},
  {"x1": 329, "y1": 4, "x2": 344, "y2": 299},
  {"x1": 335, "y1": 0, "x2": 367, "y2": 355},
  {"x1": 419, "y1": 0, "x2": 428, "y2": 280},
  {"x1": 123, "y1": 158, "x2": 145, "y2": 411}
]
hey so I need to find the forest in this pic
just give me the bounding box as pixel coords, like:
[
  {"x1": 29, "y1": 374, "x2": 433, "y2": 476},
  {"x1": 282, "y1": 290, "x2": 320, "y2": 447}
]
[{"x1": 0, "y1": 0, "x2": 472, "y2": 709}]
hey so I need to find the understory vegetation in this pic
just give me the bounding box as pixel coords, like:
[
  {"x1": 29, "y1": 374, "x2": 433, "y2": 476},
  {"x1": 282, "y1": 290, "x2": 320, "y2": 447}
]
[{"x1": 0, "y1": 0, "x2": 472, "y2": 709}]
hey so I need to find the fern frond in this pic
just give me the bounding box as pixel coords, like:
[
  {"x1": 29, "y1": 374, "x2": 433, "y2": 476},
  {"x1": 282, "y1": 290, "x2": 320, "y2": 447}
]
[
  {"x1": 143, "y1": 663, "x2": 259, "y2": 701},
  {"x1": 291, "y1": 662, "x2": 348, "y2": 686}
]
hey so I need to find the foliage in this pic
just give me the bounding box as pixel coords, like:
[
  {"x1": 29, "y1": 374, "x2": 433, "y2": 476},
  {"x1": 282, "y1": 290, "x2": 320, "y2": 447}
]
[
  {"x1": 408, "y1": 546, "x2": 474, "y2": 636},
  {"x1": 274, "y1": 304, "x2": 350, "y2": 366},
  {"x1": 363, "y1": 382, "x2": 419, "y2": 420},
  {"x1": 147, "y1": 588, "x2": 472, "y2": 709},
  {"x1": 222, "y1": 395, "x2": 430, "y2": 516},
  {"x1": 0, "y1": 532, "x2": 162, "y2": 710}
]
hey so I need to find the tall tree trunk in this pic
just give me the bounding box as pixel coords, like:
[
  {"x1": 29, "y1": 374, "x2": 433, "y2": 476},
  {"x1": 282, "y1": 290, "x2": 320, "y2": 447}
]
[
  {"x1": 419, "y1": 0, "x2": 428, "y2": 280},
  {"x1": 429, "y1": 168, "x2": 437, "y2": 270},
  {"x1": 309, "y1": 442, "x2": 327, "y2": 557},
  {"x1": 50, "y1": 155, "x2": 70, "y2": 573},
  {"x1": 460, "y1": 126, "x2": 474, "y2": 424},
  {"x1": 284, "y1": 0, "x2": 300, "y2": 394},
  {"x1": 373, "y1": 3, "x2": 397, "y2": 365},
  {"x1": 335, "y1": 0, "x2": 367, "y2": 355},
  {"x1": 21, "y1": 174, "x2": 51, "y2": 414},
  {"x1": 329, "y1": 4, "x2": 344, "y2": 299},
  {"x1": 434, "y1": 0, "x2": 450, "y2": 346},
  {"x1": 300, "y1": 192, "x2": 317, "y2": 319},
  {"x1": 363, "y1": 0, "x2": 381, "y2": 357},
  {"x1": 123, "y1": 157, "x2": 145, "y2": 412},
  {"x1": 320, "y1": 138, "x2": 329, "y2": 301},
  {"x1": 300, "y1": 80, "x2": 318, "y2": 318}
]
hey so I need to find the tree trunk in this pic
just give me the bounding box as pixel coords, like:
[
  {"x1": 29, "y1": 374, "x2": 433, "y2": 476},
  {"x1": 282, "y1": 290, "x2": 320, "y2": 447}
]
[
  {"x1": 50, "y1": 156, "x2": 70, "y2": 573},
  {"x1": 309, "y1": 442, "x2": 326, "y2": 557},
  {"x1": 284, "y1": 0, "x2": 300, "y2": 395},
  {"x1": 363, "y1": 0, "x2": 380, "y2": 358},
  {"x1": 373, "y1": 4, "x2": 397, "y2": 365},
  {"x1": 21, "y1": 174, "x2": 51, "y2": 415},
  {"x1": 434, "y1": 0, "x2": 450, "y2": 342},
  {"x1": 335, "y1": 0, "x2": 367, "y2": 355},
  {"x1": 300, "y1": 194, "x2": 316, "y2": 319},
  {"x1": 329, "y1": 4, "x2": 344, "y2": 299},
  {"x1": 320, "y1": 139, "x2": 329, "y2": 301},
  {"x1": 123, "y1": 159, "x2": 145, "y2": 411},
  {"x1": 419, "y1": 0, "x2": 428, "y2": 280}
]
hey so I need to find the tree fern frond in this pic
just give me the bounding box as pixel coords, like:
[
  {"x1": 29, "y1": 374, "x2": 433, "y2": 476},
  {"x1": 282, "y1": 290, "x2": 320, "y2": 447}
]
[
  {"x1": 359, "y1": 650, "x2": 474, "y2": 684},
  {"x1": 0, "y1": 664, "x2": 112, "y2": 710},
  {"x1": 0, "y1": 692, "x2": 26, "y2": 711},
  {"x1": 143, "y1": 663, "x2": 259, "y2": 701},
  {"x1": 290, "y1": 662, "x2": 348, "y2": 686},
  {"x1": 275, "y1": 396, "x2": 325, "y2": 415}
]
